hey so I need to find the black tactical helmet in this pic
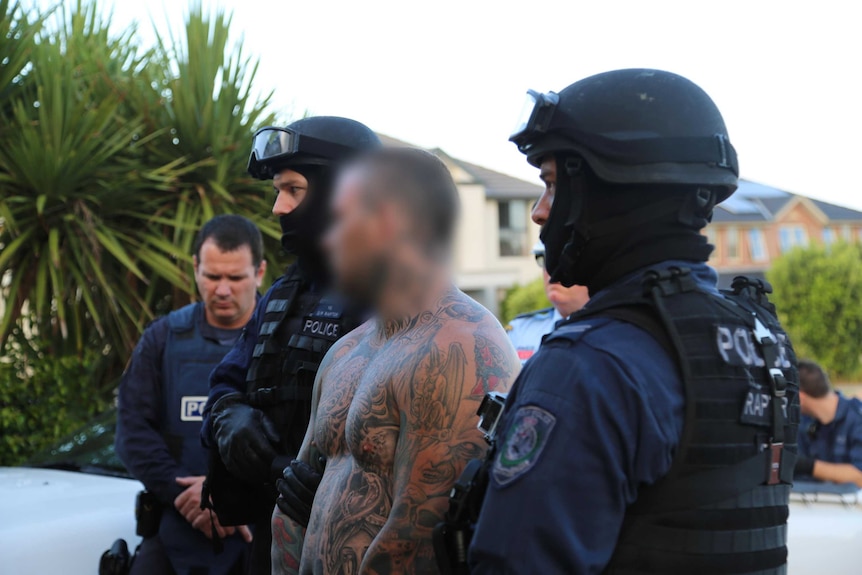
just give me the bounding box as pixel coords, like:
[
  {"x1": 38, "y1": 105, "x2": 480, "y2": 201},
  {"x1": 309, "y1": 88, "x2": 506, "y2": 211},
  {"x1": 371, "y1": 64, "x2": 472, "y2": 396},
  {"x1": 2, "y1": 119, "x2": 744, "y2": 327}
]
[
  {"x1": 510, "y1": 69, "x2": 738, "y2": 200},
  {"x1": 247, "y1": 116, "x2": 381, "y2": 180}
]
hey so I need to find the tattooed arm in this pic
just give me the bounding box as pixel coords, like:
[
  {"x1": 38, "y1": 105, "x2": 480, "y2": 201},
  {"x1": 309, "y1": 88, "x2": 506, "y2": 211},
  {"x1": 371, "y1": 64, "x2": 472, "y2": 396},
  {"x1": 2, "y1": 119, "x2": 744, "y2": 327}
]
[{"x1": 360, "y1": 322, "x2": 518, "y2": 574}]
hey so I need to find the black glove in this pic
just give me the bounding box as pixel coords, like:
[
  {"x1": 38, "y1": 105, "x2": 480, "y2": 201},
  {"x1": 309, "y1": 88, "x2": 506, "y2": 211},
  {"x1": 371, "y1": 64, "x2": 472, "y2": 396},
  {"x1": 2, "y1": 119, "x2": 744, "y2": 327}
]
[
  {"x1": 211, "y1": 394, "x2": 280, "y2": 484},
  {"x1": 276, "y1": 459, "x2": 324, "y2": 527}
]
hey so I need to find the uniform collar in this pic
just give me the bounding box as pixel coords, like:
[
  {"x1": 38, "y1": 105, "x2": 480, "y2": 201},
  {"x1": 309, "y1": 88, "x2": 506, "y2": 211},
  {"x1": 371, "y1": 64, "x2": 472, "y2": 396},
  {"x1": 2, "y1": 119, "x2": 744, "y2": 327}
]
[{"x1": 585, "y1": 260, "x2": 719, "y2": 311}]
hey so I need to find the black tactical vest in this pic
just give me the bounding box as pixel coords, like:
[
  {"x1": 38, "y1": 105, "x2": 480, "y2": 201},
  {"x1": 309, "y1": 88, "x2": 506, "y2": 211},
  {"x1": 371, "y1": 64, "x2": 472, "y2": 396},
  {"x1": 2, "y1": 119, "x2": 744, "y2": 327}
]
[
  {"x1": 244, "y1": 265, "x2": 362, "y2": 456},
  {"x1": 566, "y1": 269, "x2": 799, "y2": 575}
]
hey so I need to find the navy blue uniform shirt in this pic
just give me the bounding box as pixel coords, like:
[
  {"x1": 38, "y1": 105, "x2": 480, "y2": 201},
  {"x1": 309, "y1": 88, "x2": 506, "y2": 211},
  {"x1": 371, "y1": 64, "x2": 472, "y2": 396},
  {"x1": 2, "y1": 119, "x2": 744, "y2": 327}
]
[
  {"x1": 798, "y1": 393, "x2": 862, "y2": 472},
  {"x1": 115, "y1": 308, "x2": 242, "y2": 505},
  {"x1": 469, "y1": 261, "x2": 719, "y2": 574}
]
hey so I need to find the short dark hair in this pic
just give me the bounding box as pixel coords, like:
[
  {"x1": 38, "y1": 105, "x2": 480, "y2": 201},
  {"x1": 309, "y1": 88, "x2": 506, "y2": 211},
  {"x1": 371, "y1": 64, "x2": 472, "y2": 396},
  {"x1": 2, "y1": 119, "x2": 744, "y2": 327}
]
[
  {"x1": 798, "y1": 359, "x2": 831, "y2": 398},
  {"x1": 193, "y1": 215, "x2": 264, "y2": 268},
  {"x1": 351, "y1": 147, "x2": 460, "y2": 252}
]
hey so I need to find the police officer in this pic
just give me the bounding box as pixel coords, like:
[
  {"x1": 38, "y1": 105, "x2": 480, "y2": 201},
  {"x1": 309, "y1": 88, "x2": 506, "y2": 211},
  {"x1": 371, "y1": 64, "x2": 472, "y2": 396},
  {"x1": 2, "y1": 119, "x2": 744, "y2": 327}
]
[
  {"x1": 467, "y1": 69, "x2": 800, "y2": 574},
  {"x1": 505, "y1": 242, "x2": 588, "y2": 364},
  {"x1": 795, "y1": 359, "x2": 862, "y2": 486},
  {"x1": 116, "y1": 215, "x2": 264, "y2": 575},
  {"x1": 200, "y1": 116, "x2": 380, "y2": 574}
]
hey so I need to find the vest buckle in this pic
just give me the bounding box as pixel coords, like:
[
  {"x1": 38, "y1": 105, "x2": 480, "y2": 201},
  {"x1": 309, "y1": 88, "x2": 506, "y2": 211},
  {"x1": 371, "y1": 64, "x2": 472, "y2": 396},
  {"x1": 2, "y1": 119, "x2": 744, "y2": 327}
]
[
  {"x1": 767, "y1": 443, "x2": 784, "y2": 485},
  {"x1": 769, "y1": 368, "x2": 787, "y2": 398}
]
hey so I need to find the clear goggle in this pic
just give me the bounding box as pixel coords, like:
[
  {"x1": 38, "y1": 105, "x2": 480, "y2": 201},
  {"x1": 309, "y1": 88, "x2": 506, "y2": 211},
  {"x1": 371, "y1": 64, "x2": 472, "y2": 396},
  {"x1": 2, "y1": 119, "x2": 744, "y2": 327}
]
[
  {"x1": 509, "y1": 90, "x2": 560, "y2": 147},
  {"x1": 247, "y1": 127, "x2": 352, "y2": 179}
]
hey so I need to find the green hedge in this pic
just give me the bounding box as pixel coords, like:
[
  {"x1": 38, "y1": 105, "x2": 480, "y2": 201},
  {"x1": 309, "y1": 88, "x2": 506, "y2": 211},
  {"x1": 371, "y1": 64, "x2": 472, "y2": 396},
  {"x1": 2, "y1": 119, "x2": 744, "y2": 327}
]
[{"x1": 0, "y1": 339, "x2": 110, "y2": 466}]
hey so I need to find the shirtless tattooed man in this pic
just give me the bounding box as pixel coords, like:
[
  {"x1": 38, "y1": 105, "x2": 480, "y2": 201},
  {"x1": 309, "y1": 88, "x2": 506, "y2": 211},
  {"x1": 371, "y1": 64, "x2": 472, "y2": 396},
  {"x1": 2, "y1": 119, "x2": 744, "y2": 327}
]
[{"x1": 271, "y1": 147, "x2": 520, "y2": 575}]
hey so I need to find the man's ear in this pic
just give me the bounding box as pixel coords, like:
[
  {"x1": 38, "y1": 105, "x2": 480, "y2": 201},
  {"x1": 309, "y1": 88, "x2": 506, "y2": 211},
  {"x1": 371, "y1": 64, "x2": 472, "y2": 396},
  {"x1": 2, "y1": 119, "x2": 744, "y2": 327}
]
[
  {"x1": 377, "y1": 200, "x2": 407, "y2": 245},
  {"x1": 192, "y1": 255, "x2": 199, "y2": 274},
  {"x1": 256, "y1": 260, "x2": 267, "y2": 288}
]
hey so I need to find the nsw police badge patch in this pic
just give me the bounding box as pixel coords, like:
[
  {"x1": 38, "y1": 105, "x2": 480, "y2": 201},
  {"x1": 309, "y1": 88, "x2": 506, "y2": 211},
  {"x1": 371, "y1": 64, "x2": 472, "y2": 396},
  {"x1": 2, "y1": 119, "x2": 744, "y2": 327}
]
[{"x1": 492, "y1": 405, "x2": 556, "y2": 487}]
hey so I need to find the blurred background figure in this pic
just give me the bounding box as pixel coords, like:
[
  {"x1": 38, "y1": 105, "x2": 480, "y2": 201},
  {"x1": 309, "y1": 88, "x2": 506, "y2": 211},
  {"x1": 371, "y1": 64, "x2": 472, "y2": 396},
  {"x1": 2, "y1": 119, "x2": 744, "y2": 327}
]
[
  {"x1": 796, "y1": 359, "x2": 862, "y2": 487},
  {"x1": 116, "y1": 215, "x2": 263, "y2": 575},
  {"x1": 506, "y1": 242, "x2": 588, "y2": 364}
]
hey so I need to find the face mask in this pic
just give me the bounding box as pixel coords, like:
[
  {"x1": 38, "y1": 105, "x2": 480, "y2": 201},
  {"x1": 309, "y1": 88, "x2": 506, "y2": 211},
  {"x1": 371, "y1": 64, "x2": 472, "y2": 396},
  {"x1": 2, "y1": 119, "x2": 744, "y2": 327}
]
[
  {"x1": 277, "y1": 168, "x2": 332, "y2": 258},
  {"x1": 540, "y1": 155, "x2": 584, "y2": 288}
]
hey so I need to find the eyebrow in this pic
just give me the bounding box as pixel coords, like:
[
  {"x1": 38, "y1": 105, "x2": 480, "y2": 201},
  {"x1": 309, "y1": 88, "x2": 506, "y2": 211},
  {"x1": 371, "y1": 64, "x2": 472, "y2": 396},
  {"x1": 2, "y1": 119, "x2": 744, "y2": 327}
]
[{"x1": 275, "y1": 179, "x2": 306, "y2": 188}]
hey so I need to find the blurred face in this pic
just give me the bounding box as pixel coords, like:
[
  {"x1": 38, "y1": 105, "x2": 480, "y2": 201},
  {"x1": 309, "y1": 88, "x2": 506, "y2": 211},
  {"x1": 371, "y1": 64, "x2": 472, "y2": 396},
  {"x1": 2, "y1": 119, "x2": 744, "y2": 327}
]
[
  {"x1": 543, "y1": 269, "x2": 589, "y2": 318},
  {"x1": 194, "y1": 239, "x2": 265, "y2": 329},
  {"x1": 324, "y1": 169, "x2": 390, "y2": 303},
  {"x1": 532, "y1": 156, "x2": 557, "y2": 227},
  {"x1": 272, "y1": 169, "x2": 309, "y2": 216}
]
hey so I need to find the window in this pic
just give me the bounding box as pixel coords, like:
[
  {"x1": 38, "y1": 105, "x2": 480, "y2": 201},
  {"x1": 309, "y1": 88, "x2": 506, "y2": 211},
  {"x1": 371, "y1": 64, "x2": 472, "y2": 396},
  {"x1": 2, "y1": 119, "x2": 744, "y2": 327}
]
[
  {"x1": 498, "y1": 200, "x2": 529, "y2": 256},
  {"x1": 726, "y1": 226, "x2": 740, "y2": 260},
  {"x1": 823, "y1": 228, "x2": 836, "y2": 245},
  {"x1": 841, "y1": 224, "x2": 852, "y2": 242},
  {"x1": 748, "y1": 228, "x2": 767, "y2": 261},
  {"x1": 779, "y1": 225, "x2": 808, "y2": 252},
  {"x1": 704, "y1": 227, "x2": 719, "y2": 260}
]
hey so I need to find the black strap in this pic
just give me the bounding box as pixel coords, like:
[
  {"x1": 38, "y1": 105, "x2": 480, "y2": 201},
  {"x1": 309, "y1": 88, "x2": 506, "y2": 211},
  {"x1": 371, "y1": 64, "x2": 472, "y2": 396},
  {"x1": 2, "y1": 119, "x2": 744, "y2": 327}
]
[
  {"x1": 629, "y1": 448, "x2": 795, "y2": 516},
  {"x1": 247, "y1": 384, "x2": 313, "y2": 407}
]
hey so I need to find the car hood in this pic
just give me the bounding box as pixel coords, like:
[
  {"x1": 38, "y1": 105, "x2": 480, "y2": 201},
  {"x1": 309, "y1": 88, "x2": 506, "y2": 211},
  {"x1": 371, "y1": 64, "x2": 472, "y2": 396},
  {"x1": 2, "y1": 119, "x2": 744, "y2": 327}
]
[
  {"x1": 0, "y1": 467, "x2": 141, "y2": 525},
  {"x1": 0, "y1": 467, "x2": 142, "y2": 574}
]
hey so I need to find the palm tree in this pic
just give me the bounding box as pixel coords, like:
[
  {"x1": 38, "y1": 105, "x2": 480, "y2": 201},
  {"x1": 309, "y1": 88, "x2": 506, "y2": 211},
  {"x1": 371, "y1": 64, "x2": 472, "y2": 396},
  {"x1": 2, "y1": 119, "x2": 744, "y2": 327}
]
[{"x1": 0, "y1": 0, "x2": 281, "y2": 396}]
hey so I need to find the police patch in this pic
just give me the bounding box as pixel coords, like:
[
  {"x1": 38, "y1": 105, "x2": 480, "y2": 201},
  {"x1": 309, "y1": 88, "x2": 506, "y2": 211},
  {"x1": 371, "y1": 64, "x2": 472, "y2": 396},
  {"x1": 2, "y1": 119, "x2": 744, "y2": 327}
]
[
  {"x1": 492, "y1": 405, "x2": 556, "y2": 487},
  {"x1": 180, "y1": 396, "x2": 207, "y2": 422},
  {"x1": 301, "y1": 316, "x2": 341, "y2": 341}
]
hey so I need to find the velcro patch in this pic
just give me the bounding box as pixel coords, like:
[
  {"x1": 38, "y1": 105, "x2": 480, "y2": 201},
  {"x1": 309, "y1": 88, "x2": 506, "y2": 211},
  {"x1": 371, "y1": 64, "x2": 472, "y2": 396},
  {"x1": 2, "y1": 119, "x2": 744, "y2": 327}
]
[
  {"x1": 180, "y1": 396, "x2": 208, "y2": 422},
  {"x1": 311, "y1": 299, "x2": 344, "y2": 319},
  {"x1": 740, "y1": 384, "x2": 788, "y2": 427},
  {"x1": 492, "y1": 405, "x2": 556, "y2": 487},
  {"x1": 301, "y1": 316, "x2": 341, "y2": 341}
]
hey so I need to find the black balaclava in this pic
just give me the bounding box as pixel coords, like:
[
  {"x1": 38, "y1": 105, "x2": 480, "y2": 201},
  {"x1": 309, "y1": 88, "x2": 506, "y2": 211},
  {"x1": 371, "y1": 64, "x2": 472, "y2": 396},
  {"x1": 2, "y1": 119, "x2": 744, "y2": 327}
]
[
  {"x1": 277, "y1": 165, "x2": 333, "y2": 281},
  {"x1": 541, "y1": 154, "x2": 715, "y2": 295}
]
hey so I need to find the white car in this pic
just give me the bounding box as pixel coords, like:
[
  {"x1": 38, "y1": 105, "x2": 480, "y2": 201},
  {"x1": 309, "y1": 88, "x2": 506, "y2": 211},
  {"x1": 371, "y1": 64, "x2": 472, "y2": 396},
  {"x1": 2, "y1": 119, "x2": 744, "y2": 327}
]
[{"x1": 0, "y1": 412, "x2": 142, "y2": 575}]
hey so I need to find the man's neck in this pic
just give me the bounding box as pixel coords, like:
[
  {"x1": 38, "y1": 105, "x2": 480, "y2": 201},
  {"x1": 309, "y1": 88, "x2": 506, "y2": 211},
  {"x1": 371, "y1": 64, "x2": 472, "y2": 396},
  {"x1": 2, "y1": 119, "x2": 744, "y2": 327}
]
[
  {"x1": 813, "y1": 392, "x2": 841, "y2": 425},
  {"x1": 204, "y1": 308, "x2": 253, "y2": 331},
  {"x1": 375, "y1": 258, "x2": 451, "y2": 340}
]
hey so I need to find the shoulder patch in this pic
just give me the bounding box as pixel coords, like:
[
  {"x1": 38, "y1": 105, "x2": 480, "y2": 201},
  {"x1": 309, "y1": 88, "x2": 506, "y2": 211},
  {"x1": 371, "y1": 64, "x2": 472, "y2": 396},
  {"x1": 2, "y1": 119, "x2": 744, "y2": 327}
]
[{"x1": 492, "y1": 405, "x2": 556, "y2": 487}]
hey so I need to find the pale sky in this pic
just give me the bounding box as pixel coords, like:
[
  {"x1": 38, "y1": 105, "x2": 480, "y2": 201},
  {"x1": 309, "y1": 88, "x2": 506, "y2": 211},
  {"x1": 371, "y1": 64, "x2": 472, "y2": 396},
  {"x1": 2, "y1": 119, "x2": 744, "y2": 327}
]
[{"x1": 26, "y1": 0, "x2": 862, "y2": 209}]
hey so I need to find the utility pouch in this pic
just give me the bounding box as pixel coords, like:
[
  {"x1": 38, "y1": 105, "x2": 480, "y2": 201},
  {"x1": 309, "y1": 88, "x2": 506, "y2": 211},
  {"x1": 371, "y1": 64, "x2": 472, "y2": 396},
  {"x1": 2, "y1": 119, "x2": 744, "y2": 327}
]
[{"x1": 135, "y1": 490, "x2": 161, "y2": 538}]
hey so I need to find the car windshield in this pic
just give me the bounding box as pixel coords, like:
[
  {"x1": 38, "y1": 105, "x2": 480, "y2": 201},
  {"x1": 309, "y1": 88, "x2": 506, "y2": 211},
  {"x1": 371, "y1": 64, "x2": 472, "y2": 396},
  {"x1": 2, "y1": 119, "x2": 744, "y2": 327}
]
[{"x1": 26, "y1": 408, "x2": 131, "y2": 479}]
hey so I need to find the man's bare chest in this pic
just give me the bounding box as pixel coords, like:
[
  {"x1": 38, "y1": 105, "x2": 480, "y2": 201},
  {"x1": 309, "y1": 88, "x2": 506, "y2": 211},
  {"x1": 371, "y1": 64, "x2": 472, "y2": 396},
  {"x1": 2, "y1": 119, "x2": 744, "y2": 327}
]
[{"x1": 316, "y1": 342, "x2": 413, "y2": 471}]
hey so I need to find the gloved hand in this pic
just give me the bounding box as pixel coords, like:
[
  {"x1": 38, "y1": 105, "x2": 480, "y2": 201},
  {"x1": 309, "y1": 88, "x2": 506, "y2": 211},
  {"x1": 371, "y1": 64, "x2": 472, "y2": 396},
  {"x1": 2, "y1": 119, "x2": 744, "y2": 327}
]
[
  {"x1": 276, "y1": 459, "x2": 324, "y2": 527},
  {"x1": 211, "y1": 394, "x2": 280, "y2": 484}
]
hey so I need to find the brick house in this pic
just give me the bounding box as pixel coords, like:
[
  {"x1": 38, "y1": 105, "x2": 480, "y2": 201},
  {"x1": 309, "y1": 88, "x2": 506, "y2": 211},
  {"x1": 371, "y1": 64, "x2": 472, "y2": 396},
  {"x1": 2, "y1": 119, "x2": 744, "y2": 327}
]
[{"x1": 706, "y1": 180, "x2": 862, "y2": 287}]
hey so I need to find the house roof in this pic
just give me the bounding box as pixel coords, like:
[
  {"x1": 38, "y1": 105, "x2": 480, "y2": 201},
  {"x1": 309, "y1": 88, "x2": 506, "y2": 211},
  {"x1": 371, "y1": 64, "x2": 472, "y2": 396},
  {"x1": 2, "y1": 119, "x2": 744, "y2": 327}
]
[
  {"x1": 442, "y1": 156, "x2": 542, "y2": 199},
  {"x1": 712, "y1": 180, "x2": 862, "y2": 223},
  {"x1": 376, "y1": 134, "x2": 542, "y2": 200}
]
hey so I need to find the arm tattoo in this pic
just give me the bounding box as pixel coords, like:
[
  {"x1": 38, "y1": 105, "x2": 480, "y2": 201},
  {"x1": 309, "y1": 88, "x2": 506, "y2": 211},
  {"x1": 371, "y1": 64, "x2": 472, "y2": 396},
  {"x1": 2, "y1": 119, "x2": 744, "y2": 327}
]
[
  {"x1": 472, "y1": 332, "x2": 511, "y2": 395},
  {"x1": 272, "y1": 509, "x2": 304, "y2": 575}
]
